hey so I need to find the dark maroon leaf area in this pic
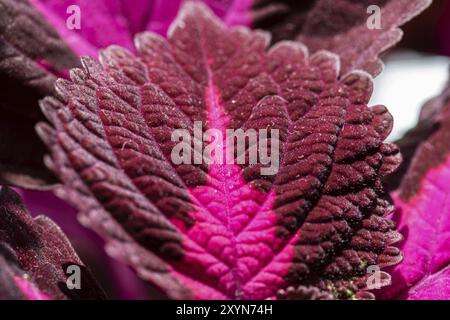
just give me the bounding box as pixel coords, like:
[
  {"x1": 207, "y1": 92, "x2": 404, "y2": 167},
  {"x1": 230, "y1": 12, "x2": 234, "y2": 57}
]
[
  {"x1": 0, "y1": 245, "x2": 28, "y2": 300},
  {"x1": 277, "y1": 285, "x2": 334, "y2": 300},
  {"x1": 386, "y1": 75, "x2": 450, "y2": 199},
  {"x1": 39, "y1": 3, "x2": 402, "y2": 299},
  {"x1": 252, "y1": 0, "x2": 432, "y2": 76},
  {"x1": 0, "y1": 0, "x2": 79, "y2": 188},
  {"x1": 0, "y1": 187, "x2": 105, "y2": 300},
  {"x1": 386, "y1": 76, "x2": 450, "y2": 194}
]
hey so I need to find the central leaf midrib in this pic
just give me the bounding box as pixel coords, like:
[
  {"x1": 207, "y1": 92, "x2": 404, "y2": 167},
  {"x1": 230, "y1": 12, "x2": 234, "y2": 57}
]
[{"x1": 199, "y1": 29, "x2": 243, "y2": 298}]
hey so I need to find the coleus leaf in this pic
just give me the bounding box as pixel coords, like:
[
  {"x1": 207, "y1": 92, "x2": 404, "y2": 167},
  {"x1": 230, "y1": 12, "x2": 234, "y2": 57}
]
[
  {"x1": 0, "y1": 0, "x2": 252, "y2": 189},
  {"x1": 30, "y1": 0, "x2": 254, "y2": 56},
  {"x1": 385, "y1": 74, "x2": 450, "y2": 192},
  {"x1": 0, "y1": 246, "x2": 48, "y2": 300},
  {"x1": 0, "y1": 0, "x2": 78, "y2": 188},
  {"x1": 0, "y1": 186, "x2": 105, "y2": 300},
  {"x1": 252, "y1": 0, "x2": 432, "y2": 76},
  {"x1": 38, "y1": 2, "x2": 402, "y2": 300},
  {"x1": 19, "y1": 189, "x2": 162, "y2": 299},
  {"x1": 380, "y1": 73, "x2": 450, "y2": 300}
]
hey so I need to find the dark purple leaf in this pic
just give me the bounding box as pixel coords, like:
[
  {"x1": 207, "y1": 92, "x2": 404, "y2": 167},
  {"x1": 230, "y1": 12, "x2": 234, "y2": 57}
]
[
  {"x1": 39, "y1": 2, "x2": 402, "y2": 300},
  {"x1": 252, "y1": 0, "x2": 432, "y2": 76},
  {"x1": 0, "y1": 186, "x2": 105, "y2": 300},
  {"x1": 379, "y1": 73, "x2": 450, "y2": 300},
  {"x1": 0, "y1": 0, "x2": 254, "y2": 189},
  {"x1": 0, "y1": 0, "x2": 79, "y2": 188},
  {"x1": 0, "y1": 243, "x2": 51, "y2": 300},
  {"x1": 277, "y1": 285, "x2": 335, "y2": 300},
  {"x1": 19, "y1": 189, "x2": 166, "y2": 299},
  {"x1": 385, "y1": 73, "x2": 450, "y2": 192}
]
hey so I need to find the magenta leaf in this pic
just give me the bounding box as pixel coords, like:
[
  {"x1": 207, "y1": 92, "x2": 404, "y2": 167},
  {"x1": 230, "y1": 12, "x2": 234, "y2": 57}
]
[
  {"x1": 0, "y1": 0, "x2": 78, "y2": 188},
  {"x1": 252, "y1": 0, "x2": 432, "y2": 76},
  {"x1": 30, "y1": 0, "x2": 253, "y2": 56},
  {"x1": 39, "y1": 2, "x2": 402, "y2": 300},
  {"x1": 380, "y1": 75, "x2": 450, "y2": 300},
  {"x1": 0, "y1": 187, "x2": 105, "y2": 300}
]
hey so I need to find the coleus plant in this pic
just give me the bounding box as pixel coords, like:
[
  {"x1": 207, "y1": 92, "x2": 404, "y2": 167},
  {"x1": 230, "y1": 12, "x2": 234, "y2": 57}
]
[
  {"x1": 0, "y1": 0, "x2": 431, "y2": 188},
  {"x1": 37, "y1": 2, "x2": 406, "y2": 300},
  {"x1": 0, "y1": 186, "x2": 104, "y2": 299},
  {"x1": 0, "y1": 0, "x2": 252, "y2": 188},
  {"x1": 381, "y1": 76, "x2": 450, "y2": 299},
  {"x1": 1, "y1": 0, "x2": 449, "y2": 300}
]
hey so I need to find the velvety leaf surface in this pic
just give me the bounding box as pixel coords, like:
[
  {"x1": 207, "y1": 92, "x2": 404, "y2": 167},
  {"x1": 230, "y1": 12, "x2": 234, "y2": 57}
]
[
  {"x1": 380, "y1": 75, "x2": 450, "y2": 300},
  {"x1": 0, "y1": 0, "x2": 253, "y2": 189},
  {"x1": 39, "y1": 3, "x2": 402, "y2": 300},
  {"x1": 0, "y1": 0, "x2": 78, "y2": 188},
  {"x1": 0, "y1": 244, "x2": 51, "y2": 300},
  {"x1": 252, "y1": 0, "x2": 432, "y2": 76},
  {"x1": 0, "y1": 186, "x2": 105, "y2": 300},
  {"x1": 19, "y1": 189, "x2": 165, "y2": 299}
]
